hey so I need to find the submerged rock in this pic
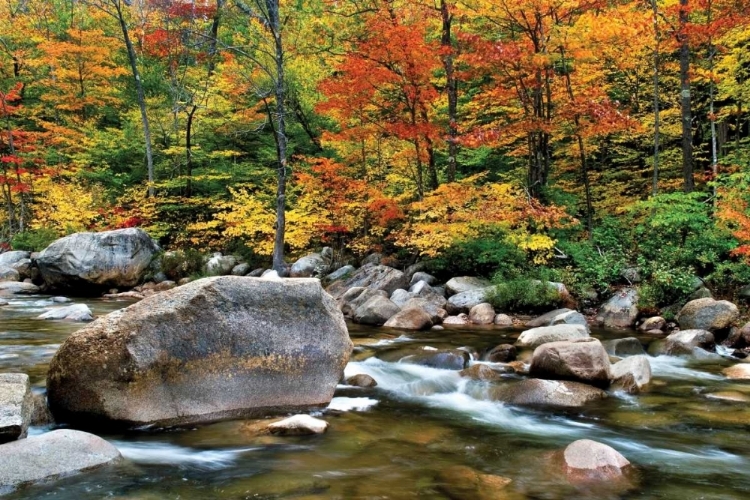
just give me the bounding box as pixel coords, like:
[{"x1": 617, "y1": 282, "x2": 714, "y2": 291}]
[
  {"x1": 268, "y1": 415, "x2": 329, "y2": 435},
  {"x1": 0, "y1": 429, "x2": 121, "y2": 493},
  {"x1": 47, "y1": 276, "x2": 352, "y2": 428},
  {"x1": 723, "y1": 364, "x2": 750, "y2": 380},
  {"x1": 400, "y1": 349, "x2": 469, "y2": 370},
  {"x1": 561, "y1": 439, "x2": 631, "y2": 483},
  {"x1": 515, "y1": 324, "x2": 589, "y2": 349},
  {"x1": 0, "y1": 373, "x2": 32, "y2": 444},
  {"x1": 530, "y1": 338, "x2": 612, "y2": 388},
  {"x1": 677, "y1": 298, "x2": 739, "y2": 331},
  {"x1": 38, "y1": 304, "x2": 93, "y2": 322},
  {"x1": 437, "y1": 465, "x2": 512, "y2": 500},
  {"x1": 36, "y1": 228, "x2": 159, "y2": 291},
  {"x1": 490, "y1": 379, "x2": 607, "y2": 408},
  {"x1": 346, "y1": 374, "x2": 378, "y2": 388}
]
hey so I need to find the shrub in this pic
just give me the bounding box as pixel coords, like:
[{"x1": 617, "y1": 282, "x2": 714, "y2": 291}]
[
  {"x1": 160, "y1": 249, "x2": 205, "y2": 280},
  {"x1": 427, "y1": 229, "x2": 528, "y2": 280},
  {"x1": 637, "y1": 263, "x2": 695, "y2": 310},
  {"x1": 486, "y1": 278, "x2": 563, "y2": 313},
  {"x1": 11, "y1": 228, "x2": 59, "y2": 252}
]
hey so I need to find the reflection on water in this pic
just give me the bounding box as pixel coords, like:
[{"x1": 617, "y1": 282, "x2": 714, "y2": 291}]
[{"x1": 2, "y1": 297, "x2": 750, "y2": 499}]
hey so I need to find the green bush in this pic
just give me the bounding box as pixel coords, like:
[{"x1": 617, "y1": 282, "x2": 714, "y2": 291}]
[
  {"x1": 486, "y1": 278, "x2": 563, "y2": 313},
  {"x1": 637, "y1": 263, "x2": 695, "y2": 310},
  {"x1": 11, "y1": 228, "x2": 59, "y2": 252},
  {"x1": 160, "y1": 249, "x2": 205, "y2": 280},
  {"x1": 427, "y1": 229, "x2": 528, "y2": 280}
]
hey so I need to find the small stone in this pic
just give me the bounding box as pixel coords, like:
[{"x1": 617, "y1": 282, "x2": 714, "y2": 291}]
[
  {"x1": 494, "y1": 313, "x2": 513, "y2": 326},
  {"x1": 442, "y1": 313, "x2": 471, "y2": 326},
  {"x1": 267, "y1": 415, "x2": 329, "y2": 435},
  {"x1": 484, "y1": 344, "x2": 517, "y2": 363},
  {"x1": 346, "y1": 374, "x2": 378, "y2": 387},
  {"x1": 723, "y1": 364, "x2": 750, "y2": 380},
  {"x1": 52, "y1": 296, "x2": 71, "y2": 303}
]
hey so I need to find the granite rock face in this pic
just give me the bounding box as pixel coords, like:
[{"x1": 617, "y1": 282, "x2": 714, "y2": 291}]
[{"x1": 47, "y1": 276, "x2": 352, "y2": 428}]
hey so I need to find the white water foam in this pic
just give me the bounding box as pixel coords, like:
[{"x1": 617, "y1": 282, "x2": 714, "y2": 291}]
[
  {"x1": 649, "y1": 355, "x2": 724, "y2": 381},
  {"x1": 113, "y1": 441, "x2": 259, "y2": 469},
  {"x1": 327, "y1": 397, "x2": 379, "y2": 412}
]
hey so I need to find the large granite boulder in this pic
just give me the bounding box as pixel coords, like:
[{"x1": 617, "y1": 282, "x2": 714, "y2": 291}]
[
  {"x1": 47, "y1": 277, "x2": 352, "y2": 428},
  {"x1": 445, "y1": 276, "x2": 492, "y2": 296},
  {"x1": 515, "y1": 324, "x2": 589, "y2": 349},
  {"x1": 0, "y1": 374, "x2": 32, "y2": 444},
  {"x1": 530, "y1": 338, "x2": 612, "y2": 388},
  {"x1": 490, "y1": 379, "x2": 607, "y2": 408},
  {"x1": 676, "y1": 298, "x2": 739, "y2": 331},
  {"x1": 36, "y1": 228, "x2": 159, "y2": 291},
  {"x1": 326, "y1": 264, "x2": 407, "y2": 300},
  {"x1": 0, "y1": 429, "x2": 121, "y2": 493},
  {"x1": 597, "y1": 288, "x2": 639, "y2": 329}
]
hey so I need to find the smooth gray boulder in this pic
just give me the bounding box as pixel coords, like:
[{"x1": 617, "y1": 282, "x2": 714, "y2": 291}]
[
  {"x1": 597, "y1": 288, "x2": 639, "y2": 329},
  {"x1": 469, "y1": 303, "x2": 496, "y2": 325},
  {"x1": 339, "y1": 287, "x2": 388, "y2": 317},
  {"x1": 676, "y1": 298, "x2": 739, "y2": 331},
  {"x1": 408, "y1": 280, "x2": 435, "y2": 296},
  {"x1": 231, "y1": 263, "x2": 251, "y2": 276},
  {"x1": 445, "y1": 276, "x2": 492, "y2": 296},
  {"x1": 0, "y1": 429, "x2": 121, "y2": 493},
  {"x1": 639, "y1": 316, "x2": 666, "y2": 332},
  {"x1": 0, "y1": 374, "x2": 32, "y2": 443},
  {"x1": 655, "y1": 329, "x2": 715, "y2": 355},
  {"x1": 290, "y1": 253, "x2": 326, "y2": 278},
  {"x1": 383, "y1": 307, "x2": 432, "y2": 330},
  {"x1": 526, "y1": 308, "x2": 575, "y2": 327},
  {"x1": 326, "y1": 265, "x2": 355, "y2": 282},
  {"x1": 0, "y1": 267, "x2": 19, "y2": 282},
  {"x1": 326, "y1": 264, "x2": 407, "y2": 300},
  {"x1": 36, "y1": 229, "x2": 159, "y2": 290},
  {"x1": 551, "y1": 311, "x2": 587, "y2": 326},
  {"x1": 602, "y1": 337, "x2": 645, "y2": 357},
  {"x1": 390, "y1": 289, "x2": 414, "y2": 308},
  {"x1": 446, "y1": 287, "x2": 494, "y2": 313},
  {"x1": 352, "y1": 295, "x2": 401, "y2": 325},
  {"x1": 205, "y1": 253, "x2": 237, "y2": 276},
  {"x1": 530, "y1": 338, "x2": 612, "y2": 388},
  {"x1": 38, "y1": 304, "x2": 93, "y2": 322},
  {"x1": 611, "y1": 355, "x2": 652, "y2": 393},
  {"x1": 400, "y1": 349, "x2": 469, "y2": 370},
  {"x1": 410, "y1": 272, "x2": 436, "y2": 286},
  {"x1": 47, "y1": 277, "x2": 352, "y2": 428},
  {"x1": 490, "y1": 379, "x2": 607, "y2": 408},
  {"x1": 0, "y1": 251, "x2": 30, "y2": 267},
  {"x1": 0, "y1": 282, "x2": 39, "y2": 295},
  {"x1": 515, "y1": 324, "x2": 589, "y2": 349}
]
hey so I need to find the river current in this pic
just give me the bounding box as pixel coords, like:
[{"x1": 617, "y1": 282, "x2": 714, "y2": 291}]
[{"x1": 1, "y1": 294, "x2": 749, "y2": 499}]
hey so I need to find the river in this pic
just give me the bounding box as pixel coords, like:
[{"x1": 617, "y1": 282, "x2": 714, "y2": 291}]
[{"x1": 1, "y1": 294, "x2": 749, "y2": 499}]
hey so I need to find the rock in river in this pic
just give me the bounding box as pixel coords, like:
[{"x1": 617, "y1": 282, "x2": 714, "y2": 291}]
[
  {"x1": 490, "y1": 379, "x2": 607, "y2": 408},
  {"x1": 529, "y1": 338, "x2": 612, "y2": 388},
  {"x1": 36, "y1": 228, "x2": 159, "y2": 291},
  {"x1": 0, "y1": 429, "x2": 121, "y2": 494},
  {"x1": 561, "y1": 439, "x2": 631, "y2": 482},
  {"x1": 38, "y1": 304, "x2": 93, "y2": 322},
  {"x1": 46, "y1": 276, "x2": 353, "y2": 428},
  {"x1": 515, "y1": 324, "x2": 590, "y2": 349},
  {"x1": 0, "y1": 373, "x2": 32, "y2": 444}
]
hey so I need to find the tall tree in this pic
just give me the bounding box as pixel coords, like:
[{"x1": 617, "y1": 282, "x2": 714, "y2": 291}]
[{"x1": 679, "y1": 0, "x2": 694, "y2": 192}]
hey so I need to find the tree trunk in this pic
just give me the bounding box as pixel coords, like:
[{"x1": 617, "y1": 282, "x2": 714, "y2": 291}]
[
  {"x1": 651, "y1": 0, "x2": 661, "y2": 196},
  {"x1": 268, "y1": 0, "x2": 288, "y2": 273},
  {"x1": 114, "y1": 0, "x2": 155, "y2": 198},
  {"x1": 679, "y1": 0, "x2": 694, "y2": 192},
  {"x1": 440, "y1": 0, "x2": 458, "y2": 182}
]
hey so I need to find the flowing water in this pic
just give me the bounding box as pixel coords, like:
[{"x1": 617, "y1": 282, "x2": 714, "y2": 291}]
[{"x1": 2, "y1": 294, "x2": 750, "y2": 499}]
